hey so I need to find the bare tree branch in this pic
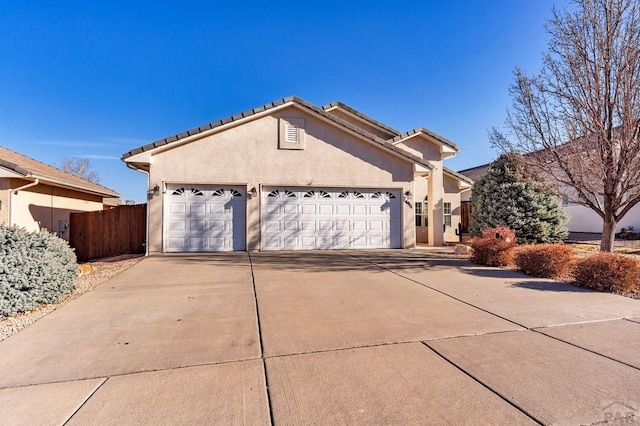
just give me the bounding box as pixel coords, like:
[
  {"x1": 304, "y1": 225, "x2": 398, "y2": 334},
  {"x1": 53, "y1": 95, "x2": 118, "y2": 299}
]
[
  {"x1": 492, "y1": 0, "x2": 640, "y2": 251},
  {"x1": 60, "y1": 157, "x2": 101, "y2": 183}
]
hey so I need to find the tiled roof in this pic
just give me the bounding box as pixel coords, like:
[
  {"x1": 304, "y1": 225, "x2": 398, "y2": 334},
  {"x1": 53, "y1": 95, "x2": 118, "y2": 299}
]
[
  {"x1": 322, "y1": 101, "x2": 401, "y2": 136},
  {"x1": 390, "y1": 128, "x2": 460, "y2": 152},
  {"x1": 444, "y1": 167, "x2": 474, "y2": 185},
  {"x1": 122, "y1": 96, "x2": 436, "y2": 170},
  {"x1": 0, "y1": 146, "x2": 119, "y2": 197},
  {"x1": 457, "y1": 163, "x2": 490, "y2": 183}
]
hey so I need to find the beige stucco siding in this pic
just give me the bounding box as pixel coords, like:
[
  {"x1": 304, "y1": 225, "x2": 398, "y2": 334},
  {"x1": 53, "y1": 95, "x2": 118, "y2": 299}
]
[
  {"x1": 147, "y1": 108, "x2": 417, "y2": 252},
  {"x1": 9, "y1": 180, "x2": 103, "y2": 240},
  {"x1": 443, "y1": 174, "x2": 462, "y2": 242},
  {"x1": 396, "y1": 137, "x2": 442, "y2": 161},
  {"x1": 0, "y1": 179, "x2": 10, "y2": 225}
]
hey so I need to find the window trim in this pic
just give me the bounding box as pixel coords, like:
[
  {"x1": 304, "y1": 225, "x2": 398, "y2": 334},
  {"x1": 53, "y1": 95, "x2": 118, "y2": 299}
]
[{"x1": 443, "y1": 202, "x2": 452, "y2": 227}]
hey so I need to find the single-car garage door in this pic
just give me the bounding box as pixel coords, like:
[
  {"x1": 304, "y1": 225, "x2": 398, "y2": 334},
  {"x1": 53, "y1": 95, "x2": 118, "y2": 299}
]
[
  {"x1": 262, "y1": 187, "x2": 401, "y2": 250},
  {"x1": 165, "y1": 185, "x2": 246, "y2": 252}
]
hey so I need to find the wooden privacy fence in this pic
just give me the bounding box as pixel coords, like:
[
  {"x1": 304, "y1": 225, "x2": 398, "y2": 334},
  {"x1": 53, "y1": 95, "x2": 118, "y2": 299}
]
[{"x1": 70, "y1": 204, "x2": 146, "y2": 262}]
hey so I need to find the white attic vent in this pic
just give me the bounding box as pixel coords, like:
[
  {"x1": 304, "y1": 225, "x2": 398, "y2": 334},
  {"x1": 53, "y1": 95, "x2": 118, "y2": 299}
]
[
  {"x1": 279, "y1": 117, "x2": 306, "y2": 150},
  {"x1": 286, "y1": 123, "x2": 299, "y2": 143}
]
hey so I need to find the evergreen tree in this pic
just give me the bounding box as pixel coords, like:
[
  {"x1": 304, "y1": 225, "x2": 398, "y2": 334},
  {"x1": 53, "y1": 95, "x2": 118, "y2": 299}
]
[{"x1": 470, "y1": 153, "x2": 568, "y2": 243}]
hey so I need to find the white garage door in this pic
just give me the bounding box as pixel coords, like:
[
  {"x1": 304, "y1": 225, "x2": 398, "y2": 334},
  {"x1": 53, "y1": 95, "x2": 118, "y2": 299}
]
[
  {"x1": 262, "y1": 187, "x2": 401, "y2": 250},
  {"x1": 165, "y1": 185, "x2": 246, "y2": 252}
]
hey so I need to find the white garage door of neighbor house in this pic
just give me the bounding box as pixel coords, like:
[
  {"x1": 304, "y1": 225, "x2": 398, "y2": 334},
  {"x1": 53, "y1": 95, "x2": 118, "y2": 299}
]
[
  {"x1": 262, "y1": 187, "x2": 402, "y2": 250},
  {"x1": 164, "y1": 185, "x2": 246, "y2": 252}
]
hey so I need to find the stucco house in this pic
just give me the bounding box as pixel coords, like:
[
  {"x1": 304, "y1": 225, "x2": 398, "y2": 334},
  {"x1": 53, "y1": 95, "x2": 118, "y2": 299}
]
[
  {"x1": 0, "y1": 146, "x2": 120, "y2": 240},
  {"x1": 458, "y1": 162, "x2": 640, "y2": 234},
  {"x1": 123, "y1": 96, "x2": 472, "y2": 253}
]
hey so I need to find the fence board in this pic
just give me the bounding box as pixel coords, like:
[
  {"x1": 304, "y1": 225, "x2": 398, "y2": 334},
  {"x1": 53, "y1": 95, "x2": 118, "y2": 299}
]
[{"x1": 70, "y1": 204, "x2": 146, "y2": 262}]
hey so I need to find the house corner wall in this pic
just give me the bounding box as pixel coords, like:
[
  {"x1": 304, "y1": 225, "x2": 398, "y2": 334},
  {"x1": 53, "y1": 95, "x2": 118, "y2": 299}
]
[{"x1": 427, "y1": 164, "x2": 444, "y2": 246}]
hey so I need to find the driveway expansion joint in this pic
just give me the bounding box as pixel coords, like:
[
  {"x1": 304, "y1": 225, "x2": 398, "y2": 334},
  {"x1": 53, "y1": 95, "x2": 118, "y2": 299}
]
[
  {"x1": 247, "y1": 252, "x2": 275, "y2": 426},
  {"x1": 347, "y1": 252, "x2": 529, "y2": 329},
  {"x1": 63, "y1": 377, "x2": 108, "y2": 426},
  {"x1": 421, "y1": 341, "x2": 544, "y2": 425},
  {"x1": 532, "y1": 327, "x2": 640, "y2": 372}
]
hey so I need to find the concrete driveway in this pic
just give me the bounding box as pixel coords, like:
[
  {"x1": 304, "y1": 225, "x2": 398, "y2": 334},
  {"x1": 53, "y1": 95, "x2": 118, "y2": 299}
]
[{"x1": 1, "y1": 251, "x2": 640, "y2": 425}]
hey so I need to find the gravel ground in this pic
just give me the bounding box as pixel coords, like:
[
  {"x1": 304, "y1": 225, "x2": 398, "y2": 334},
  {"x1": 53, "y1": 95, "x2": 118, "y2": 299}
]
[
  {"x1": 566, "y1": 232, "x2": 640, "y2": 249},
  {"x1": 0, "y1": 254, "x2": 144, "y2": 341}
]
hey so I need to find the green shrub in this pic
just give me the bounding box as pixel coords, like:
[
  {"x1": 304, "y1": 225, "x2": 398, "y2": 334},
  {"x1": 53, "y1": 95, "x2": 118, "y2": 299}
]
[
  {"x1": 574, "y1": 252, "x2": 640, "y2": 293},
  {"x1": 514, "y1": 244, "x2": 575, "y2": 278},
  {"x1": 0, "y1": 225, "x2": 78, "y2": 317},
  {"x1": 617, "y1": 226, "x2": 640, "y2": 240},
  {"x1": 470, "y1": 153, "x2": 568, "y2": 243},
  {"x1": 471, "y1": 226, "x2": 517, "y2": 267}
]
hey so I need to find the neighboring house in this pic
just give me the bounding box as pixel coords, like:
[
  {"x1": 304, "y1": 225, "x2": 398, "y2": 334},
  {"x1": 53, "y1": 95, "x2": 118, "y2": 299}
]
[
  {"x1": 123, "y1": 96, "x2": 472, "y2": 253},
  {"x1": 458, "y1": 163, "x2": 640, "y2": 233},
  {"x1": 0, "y1": 146, "x2": 120, "y2": 240}
]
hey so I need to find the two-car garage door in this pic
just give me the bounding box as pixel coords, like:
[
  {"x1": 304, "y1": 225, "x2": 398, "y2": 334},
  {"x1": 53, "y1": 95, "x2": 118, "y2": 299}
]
[
  {"x1": 262, "y1": 187, "x2": 401, "y2": 250},
  {"x1": 164, "y1": 185, "x2": 401, "y2": 251}
]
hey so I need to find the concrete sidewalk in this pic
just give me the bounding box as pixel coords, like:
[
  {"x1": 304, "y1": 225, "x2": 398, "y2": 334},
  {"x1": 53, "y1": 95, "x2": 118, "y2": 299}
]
[{"x1": 1, "y1": 250, "x2": 639, "y2": 425}]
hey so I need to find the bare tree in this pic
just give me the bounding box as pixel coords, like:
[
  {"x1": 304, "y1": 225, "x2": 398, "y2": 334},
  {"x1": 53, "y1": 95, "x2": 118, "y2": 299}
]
[
  {"x1": 491, "y1": 0, "x2": 640, "y2": 251},
  {"x1": 61, "y1": 157, "x2": 101, "y2": 183}
]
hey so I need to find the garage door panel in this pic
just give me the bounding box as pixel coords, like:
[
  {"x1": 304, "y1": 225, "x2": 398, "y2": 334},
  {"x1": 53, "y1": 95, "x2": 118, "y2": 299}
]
[
  {"x1": 170, "y1": 203, "x2": 186, "y2": 214},
  {"x1": 283, "y1": 205, "x2": 298, "y2": 214},
  {"x1": 335, "y1": 205, "x2": 350, "y2": 215},
  {"x1": 352, "y1": 205, "x2": 367, "y2": 215},
  {"x1": 169, "y1": 221, "x2": 186, "y2": 231},
  {"x1": 190, "y1": 220, "x2": 206, "y2": 231},
  {"x1": 318, "y1": 205, "x2": 333, "y2": 215},
  {"x1": 266, "y1": 221, "x2": 280, "y2": 231},
  {"x1": 336, "y1": 220, "x2": 350, "y2": 230},
  {"x1": 352, "y1": 220, "x2": 367, "y2": 230},
  {"x1": 301, "y1": 221, "x2": 316, "y2": 230},
  {"x1": 283, "y1": 221, "x2": 298, "y2": 231},
  {"x1": 165, "y1": 185, "x2": 246, "y2": 252},
  {"x1": 301, "y1": 204, "x2": 316, "y2": 214}
]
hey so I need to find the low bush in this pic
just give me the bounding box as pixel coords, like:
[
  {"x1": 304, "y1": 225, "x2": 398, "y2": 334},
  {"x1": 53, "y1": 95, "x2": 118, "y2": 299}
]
[
  {"x1": 471, "y1": 226, "x2": 517, "y2": 267},
  {"x1": 574, "y1": 252, "x2": 640, "y2": 293},
  {"x1": 514, "y1": 244, "x2": 575, "y2": 279},
  {"x1": 0, "y1": 225, "x2": 78, "y2": 317}
]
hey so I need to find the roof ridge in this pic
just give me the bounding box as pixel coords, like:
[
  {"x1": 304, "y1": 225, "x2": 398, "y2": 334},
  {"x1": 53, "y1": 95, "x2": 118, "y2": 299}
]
[
  {"x1": 390, "y1": 127, "x2": 460, "y2": 152},
  {"x1": 122, "y1": 96, "x2": 435, "y2": 170},
  {"x1": 322, "y1": 101, "x2": 401, "y2": 136},
  {"x1": 443, "y1": 166, "x2": 474, "y2": 184},
  {"x1": 458, "y1": 163, "x2": 490, "y2": 173}
]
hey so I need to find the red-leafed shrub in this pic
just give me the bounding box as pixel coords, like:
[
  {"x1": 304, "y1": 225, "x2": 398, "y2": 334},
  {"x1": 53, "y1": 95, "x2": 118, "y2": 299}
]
[
  {"x1": 471, "y1": 226, "x2": 517, "y2": 267},
  {"x1": 514, "y1": 244, "x2": 575, "y2": 279},
  {"x1": 574, "y1": 252, "x2": 640, "y2": 293}
]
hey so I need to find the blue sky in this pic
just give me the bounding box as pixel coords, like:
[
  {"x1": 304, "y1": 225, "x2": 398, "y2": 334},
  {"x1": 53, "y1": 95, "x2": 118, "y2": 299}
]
[{"x1": 0, "y1": 0, "x2": 568, "y2": 203}]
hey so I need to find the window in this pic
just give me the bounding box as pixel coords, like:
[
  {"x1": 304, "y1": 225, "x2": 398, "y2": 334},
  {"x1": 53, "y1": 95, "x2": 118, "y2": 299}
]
[
  {"x1": 267, "y1": 190, "x2": 279, "y2": 198},
  {"x1": 338, "y1": 191, "x2": 349, "y2": 198},
  {"x1": 303, "y1": 191, "x2": 315, "y2": 198},
  {"x1": 319, "y1": 191, "x2": 331, "y2": 198},
  {"x1": 171, "y1": 188, "x2": 185, "y2": 196},
  {"x1": 230, "y1": 189, "x2": 242, "y2": 198},
  {"x1": 561, "y1": 195, "x2": 569, "y2": 206},
  {"x1": 284, "y1": 190, "x2": 296, "y2": 198},
  {"x1": 212, "y1": 189, "x2": 224, "y2": 197},
  {"x1": 443, "y1": 202, "x2": 452, "y2": 227},
  {"x1": 353, "y1": 191, "x2": 364, "y2": 199},
  {"x1": 415, "y1": 196, "x2": 428, "y2": 227}
]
